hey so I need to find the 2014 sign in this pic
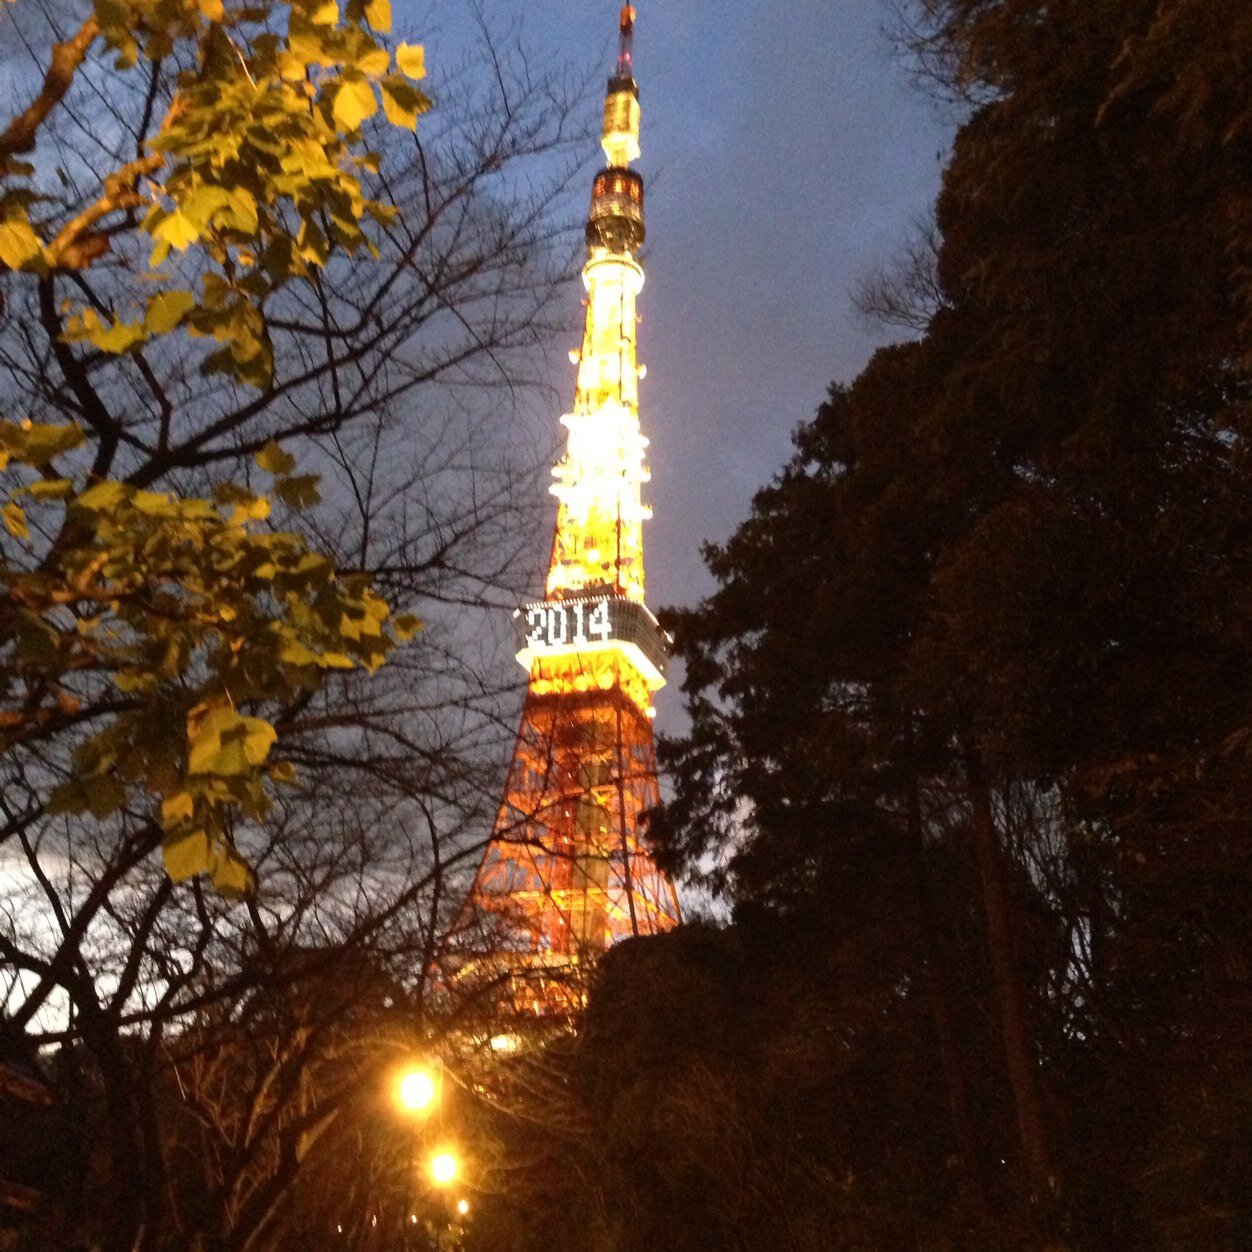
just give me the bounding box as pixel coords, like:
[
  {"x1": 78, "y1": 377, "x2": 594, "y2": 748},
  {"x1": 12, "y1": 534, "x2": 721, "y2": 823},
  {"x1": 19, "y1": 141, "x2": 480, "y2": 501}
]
[{"x1": 523, "y1": 598, "x2": 613, "y2": 649}]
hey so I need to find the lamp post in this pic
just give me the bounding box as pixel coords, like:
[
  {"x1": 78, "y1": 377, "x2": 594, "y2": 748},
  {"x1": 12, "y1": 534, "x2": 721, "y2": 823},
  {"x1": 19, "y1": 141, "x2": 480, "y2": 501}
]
[
  {"x1": 393, "y1": 1064, "x2": 438, "y2": 1250},
  {"x1": 390, "y1": 1065, "x2": 469, "y2": 1251},
  {"x1": 424, "y1": 1149, "x2": 466, "y2": 1252}
]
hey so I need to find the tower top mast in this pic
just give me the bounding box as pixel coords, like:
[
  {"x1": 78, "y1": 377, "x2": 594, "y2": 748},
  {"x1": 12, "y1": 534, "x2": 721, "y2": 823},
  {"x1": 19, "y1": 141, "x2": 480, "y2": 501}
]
[
  {"x1": 599, "y1": 4, "x2": 642, "y2": 171},
  {"x1": 614, "y1": 4, "x2": 636, "y2": 83}
]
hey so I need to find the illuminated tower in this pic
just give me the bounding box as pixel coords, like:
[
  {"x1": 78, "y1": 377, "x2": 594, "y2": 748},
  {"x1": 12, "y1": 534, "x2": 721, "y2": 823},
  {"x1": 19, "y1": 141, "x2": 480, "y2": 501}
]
[{"x1": 463, "y1": 4, "x2": 680, "y2": 1009}]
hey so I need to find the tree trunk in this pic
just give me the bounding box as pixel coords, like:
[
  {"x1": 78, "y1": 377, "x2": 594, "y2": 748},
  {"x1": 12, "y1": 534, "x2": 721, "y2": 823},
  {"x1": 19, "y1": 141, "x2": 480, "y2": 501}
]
[
  {"x1": 905, "y1": 759, "x2": 991, "y2": 1223},
  {"x1": 964, "y1": 749, "x2": 1052, "y2": 1195},
  {"x1": 82, "y1": 1021, "x2": 148, "y2": 1252}
]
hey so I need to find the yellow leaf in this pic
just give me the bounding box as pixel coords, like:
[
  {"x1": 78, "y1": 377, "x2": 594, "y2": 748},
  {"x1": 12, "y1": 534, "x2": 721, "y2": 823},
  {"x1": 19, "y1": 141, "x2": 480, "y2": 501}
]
[
  {"x1": 393, "y1": 612, "x2": 422, "y2": 641},
  {"x1": 183, "y1": 185, "x2": 233, "y2": 230},
  {"x1": 333, "y1": 77, "x2": 377, "y2": 131},
  {"x1": 3, "y1": 501, "x2": 28, "y2": 539},
  {"x1": 275, "y1": 473, "x2": 321, "y2": 510},
  {"x1": 310, "y1": 0, "x2": 338, "y2": 24},
  {"x1": 76, "y1": 480, "x2": 128, "y2": 510},
  {"x1": 278, "y1": 50, "x2": 307, "y2": 81},
  {"x1": 211, "y1": 844, "x2": 255, "y2": 898},
  {"x1": 269, "y1": 759, "x2": 297, "y2": 784},
  {"x1": 188, "y1": 707, "x2": 277, "y2": 775},
  {"x1": 86, "y1": 774, "x2": 125, "y2": 818},
  {"x1": 229, "y1": 496, "x2": 271, "y2": 523},
  {"x1": 226, "y1": 187, "x2": 258, "y2": 234},
  {"x1": 198, "y1": 0, "x2": 223, "y2": 18},
  {"x1": 163, "y1": 830, "x2": 214, "y2": 883},
  {"x1": 288, "y1": 31, "x2": 333, "y2": 68},
  {"x1": 145, "y1": 290, "x2": 197, "y2": 335},
  {"x1": 21, "y1": 478, "x2": 73, "y2": 500},
  {"x1": 207, "y1": 735, "x2": 251, "y2": 774},
  {"x1": 160, "y1": 792, "x2": 195, "y2": 828},
  {"x1": 240, "y1": 716, "x2": 277, "y2": 766},
  {"x1": 358, "y1": 46, "x2": 388, "y2": 76},
  {"x1": 0, "y1": 419, "x2": 84, "y2": 466},
  {"x1": 365, "y1": 0, "x2": 389, "y2": 30},
  {"x1": 279, "y1": 637, "x2": 321, "y2": 666},
  {"x1": 153, "y1": 210, "x2": 200, "y2": 252},
  {"x1": 131, "y1": 489, "x2": 172, "y2": 514},
  {"x1": 188, "y1": 707, "x2": 237, "y2": 774},
  {"x1": 0, "y1": 218, "x2": 43, "y2": 270},
  {"x1": 396, "y1": 42, "x2": 425, "y2": 80},
  {"x1": 255, "y1": 440, "x2": 296, "y2": 475},
  {"x1": 92, "y1": 319, "x2": 145, "y2": 354},
  {"x1": 318, "y1": 652, "x2": 356, "y2": 669},
  {"x1": 382, "y1": 84, "x2": 418, "y2": 130}
]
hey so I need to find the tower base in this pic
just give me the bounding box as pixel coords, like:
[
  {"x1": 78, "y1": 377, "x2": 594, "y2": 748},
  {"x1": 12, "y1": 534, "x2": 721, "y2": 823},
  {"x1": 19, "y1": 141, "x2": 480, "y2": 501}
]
[{"x1": 456, "y1": 684, "x2": 679, "y2": 1020}]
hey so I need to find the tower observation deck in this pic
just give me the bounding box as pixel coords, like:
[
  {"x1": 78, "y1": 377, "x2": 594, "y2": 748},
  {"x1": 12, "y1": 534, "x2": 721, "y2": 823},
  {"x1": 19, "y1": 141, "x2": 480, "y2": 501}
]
[{"x1": 459, "y1": 4, "x2": 681, "y2": 1015}]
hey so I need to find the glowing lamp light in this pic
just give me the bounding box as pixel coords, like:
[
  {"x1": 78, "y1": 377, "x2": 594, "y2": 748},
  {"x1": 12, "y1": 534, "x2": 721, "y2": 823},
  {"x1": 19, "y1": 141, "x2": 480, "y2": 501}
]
[
  {"x1": 396, "y1": 1065, "x2": 437, "y2": 1113},
  {"x1": 457, "y1": 1199, "x2": 470, "y2": 1216},
  {"x1": 429, "y1": 1149, "x2": 460, "y2": 1186}
]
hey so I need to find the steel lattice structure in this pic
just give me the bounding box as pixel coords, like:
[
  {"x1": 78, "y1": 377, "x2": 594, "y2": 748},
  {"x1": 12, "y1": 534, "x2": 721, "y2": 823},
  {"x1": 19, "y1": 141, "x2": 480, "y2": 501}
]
[{"x1": 460, "y1": 4, "x2": 680, "y2": 1015}]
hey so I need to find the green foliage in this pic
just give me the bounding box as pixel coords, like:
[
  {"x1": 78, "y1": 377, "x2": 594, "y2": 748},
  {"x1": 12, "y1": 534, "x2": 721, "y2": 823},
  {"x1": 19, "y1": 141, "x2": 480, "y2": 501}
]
[
  {"x1": 2, "y1": 0, "x2": 429, "y2": 388},
  {"x1": 0, "y1": 0, "x2": 437, "y2": 898},
  {"x1": 2, "y1": 422, "x2": 413, "y2": 893}
]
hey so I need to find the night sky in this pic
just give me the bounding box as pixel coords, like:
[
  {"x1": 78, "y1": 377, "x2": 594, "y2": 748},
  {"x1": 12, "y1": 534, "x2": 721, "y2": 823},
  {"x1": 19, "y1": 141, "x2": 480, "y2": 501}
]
[{"x1": 409, "y1": 0, "x2": 954, "y2": 723}]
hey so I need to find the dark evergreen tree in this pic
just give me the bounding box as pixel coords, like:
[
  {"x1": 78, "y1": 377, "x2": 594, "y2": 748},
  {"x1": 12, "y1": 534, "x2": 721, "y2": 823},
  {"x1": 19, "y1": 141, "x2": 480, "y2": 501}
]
[{"x1": 646, "y1": 2, "x2": 1252, "y2": 1247}]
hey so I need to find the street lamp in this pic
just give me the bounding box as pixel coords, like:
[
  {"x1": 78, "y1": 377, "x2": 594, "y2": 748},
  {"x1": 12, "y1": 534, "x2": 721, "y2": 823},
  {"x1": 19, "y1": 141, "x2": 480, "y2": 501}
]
[
  {"x1": 428, "y1": 1148, "x2": 459, "y2": 1186},
  {"x1": 394, "y1": 1063, "x2": 440, "y2": 1251},
  {"x1": 396, "y1": 1064, "x2": 438, "y2": 1114}
]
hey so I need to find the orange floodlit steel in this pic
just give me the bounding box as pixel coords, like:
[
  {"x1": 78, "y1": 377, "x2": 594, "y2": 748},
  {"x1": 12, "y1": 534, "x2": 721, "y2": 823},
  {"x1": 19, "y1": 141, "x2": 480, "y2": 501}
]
[{"x1": 460, "y1": 3, "x2": 679, "y2": 1013}]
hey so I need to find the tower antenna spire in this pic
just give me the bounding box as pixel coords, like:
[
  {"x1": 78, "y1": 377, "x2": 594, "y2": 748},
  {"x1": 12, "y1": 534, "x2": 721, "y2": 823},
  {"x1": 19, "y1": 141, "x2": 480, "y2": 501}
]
[{"x1": 616, "y1": 4, "x2": 636, "y2": 80}]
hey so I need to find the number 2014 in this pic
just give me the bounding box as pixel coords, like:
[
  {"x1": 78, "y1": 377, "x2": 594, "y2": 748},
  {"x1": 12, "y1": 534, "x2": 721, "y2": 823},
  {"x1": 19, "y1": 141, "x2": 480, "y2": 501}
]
[{"x1": 527, "y1": 599, "x2": 612, "y2": 647}]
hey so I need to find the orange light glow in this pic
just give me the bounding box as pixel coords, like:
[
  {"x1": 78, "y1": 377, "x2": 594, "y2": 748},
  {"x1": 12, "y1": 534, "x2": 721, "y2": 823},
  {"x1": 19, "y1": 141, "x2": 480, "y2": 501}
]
[
  {"x1": 429, "y1": 1150, "x2": 459, "y2": 1185},
  {"x1": 395, "y1": 1066, "x2": 437, "y2": 1114}
]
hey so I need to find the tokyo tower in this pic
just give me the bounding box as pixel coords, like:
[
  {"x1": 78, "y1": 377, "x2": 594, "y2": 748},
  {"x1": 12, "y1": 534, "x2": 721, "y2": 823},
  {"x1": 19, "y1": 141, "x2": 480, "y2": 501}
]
[{"x1": 460, "y1": 3, "x2": 680, "y2": 1013}]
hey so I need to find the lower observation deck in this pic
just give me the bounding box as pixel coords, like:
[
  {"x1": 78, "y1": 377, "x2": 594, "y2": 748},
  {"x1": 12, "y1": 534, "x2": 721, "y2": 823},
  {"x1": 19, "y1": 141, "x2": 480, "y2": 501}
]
[{"x1": 513, "y1": 594, "x2": 670, "y2": 688}]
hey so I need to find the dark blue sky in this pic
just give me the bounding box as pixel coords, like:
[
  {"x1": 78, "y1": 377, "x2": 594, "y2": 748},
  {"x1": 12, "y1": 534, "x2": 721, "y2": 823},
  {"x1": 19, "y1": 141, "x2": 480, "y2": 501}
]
[{"x1": 415, "y1": 0, "x2": 953, "y2": 722}]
